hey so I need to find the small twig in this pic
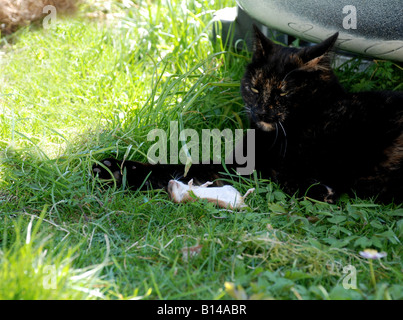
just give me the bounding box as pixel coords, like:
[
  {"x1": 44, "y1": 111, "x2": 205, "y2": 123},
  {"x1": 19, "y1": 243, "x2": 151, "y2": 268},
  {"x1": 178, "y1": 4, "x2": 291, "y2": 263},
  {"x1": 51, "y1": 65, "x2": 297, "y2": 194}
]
[
  {"x1": 212, "y1": 215, "x2": 227, "y2": 219},
  {"x1": 21, "y1": 210, "x2": 72, "y2": 236},
  {"x1": 125, "y1": 236, "x2": 145, "y2": 252}
]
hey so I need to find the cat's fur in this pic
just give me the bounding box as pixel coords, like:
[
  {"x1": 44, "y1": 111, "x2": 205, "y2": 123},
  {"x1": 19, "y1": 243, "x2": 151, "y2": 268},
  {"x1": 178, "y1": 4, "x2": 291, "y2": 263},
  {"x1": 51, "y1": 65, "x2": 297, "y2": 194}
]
[{"x1": 93, "y1": 26, "x2": 403, "y2": 203}]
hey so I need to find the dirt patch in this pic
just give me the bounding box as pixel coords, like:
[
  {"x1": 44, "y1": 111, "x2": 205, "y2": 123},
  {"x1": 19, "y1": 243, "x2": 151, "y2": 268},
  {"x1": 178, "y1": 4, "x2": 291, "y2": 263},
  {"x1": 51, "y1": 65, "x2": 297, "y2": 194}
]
[{"x1": 0, "y1": 0, "x2": 79, "y2": 35}]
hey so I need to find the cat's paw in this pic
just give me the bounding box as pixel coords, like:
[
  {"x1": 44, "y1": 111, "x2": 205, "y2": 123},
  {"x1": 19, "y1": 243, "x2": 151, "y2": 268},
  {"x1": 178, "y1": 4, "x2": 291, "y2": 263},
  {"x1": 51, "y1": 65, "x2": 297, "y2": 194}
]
[
  {"x1": 92, "y1": 158, "x2": 151, "y2": 189},
  {"x1": 92, "y1": 158, "x2": 124, "y2": 184},
  {"x1": 307, "y1": 183, "x2": 337, "y2": 204}
]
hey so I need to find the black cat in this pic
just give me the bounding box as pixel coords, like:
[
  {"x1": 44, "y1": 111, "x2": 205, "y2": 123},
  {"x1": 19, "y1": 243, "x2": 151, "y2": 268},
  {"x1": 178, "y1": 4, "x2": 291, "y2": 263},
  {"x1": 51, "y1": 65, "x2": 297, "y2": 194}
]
[{"x1": 93, "y1": 26, "x2": 403, "y2": 203}]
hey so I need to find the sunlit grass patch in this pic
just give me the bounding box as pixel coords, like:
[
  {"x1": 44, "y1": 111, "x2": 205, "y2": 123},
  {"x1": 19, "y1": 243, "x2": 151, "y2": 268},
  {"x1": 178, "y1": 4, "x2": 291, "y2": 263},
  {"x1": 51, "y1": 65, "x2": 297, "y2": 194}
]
[{"x1": 0, "y1": 208, "x2": 110, "y2": 299}]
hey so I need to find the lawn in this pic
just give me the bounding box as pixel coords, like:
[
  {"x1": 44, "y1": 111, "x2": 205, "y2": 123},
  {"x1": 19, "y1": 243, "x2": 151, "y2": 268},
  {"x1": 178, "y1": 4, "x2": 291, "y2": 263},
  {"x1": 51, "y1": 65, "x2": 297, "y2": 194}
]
[{"x1": 0, "y1": 0, "x2": 402, "y2": 300}]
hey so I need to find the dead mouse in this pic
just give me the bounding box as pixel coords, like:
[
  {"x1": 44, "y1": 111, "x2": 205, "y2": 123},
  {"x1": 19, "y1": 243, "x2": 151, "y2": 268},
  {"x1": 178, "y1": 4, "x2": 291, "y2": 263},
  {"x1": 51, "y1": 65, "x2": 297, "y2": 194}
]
[{"x1": 167, "y1": 179, "x2": 255, "y2": 209}]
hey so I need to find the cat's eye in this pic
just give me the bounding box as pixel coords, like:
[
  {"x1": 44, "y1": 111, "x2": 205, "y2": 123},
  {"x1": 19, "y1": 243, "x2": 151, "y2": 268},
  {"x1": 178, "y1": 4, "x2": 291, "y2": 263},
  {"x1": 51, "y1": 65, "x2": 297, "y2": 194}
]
[
  {"x1": 251, "y1": 87, "x2": 259, "y2": 94},
  {"x1": 279, "y1": 83, "x2": 288, "y2": 96}
]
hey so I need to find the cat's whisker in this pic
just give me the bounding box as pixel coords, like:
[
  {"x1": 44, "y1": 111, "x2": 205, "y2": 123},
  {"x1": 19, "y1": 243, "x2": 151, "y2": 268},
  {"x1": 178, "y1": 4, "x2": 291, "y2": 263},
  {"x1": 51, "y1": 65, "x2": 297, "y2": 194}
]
[
  {"x1": 241, "y1": 110, "x2": 250, "y2": 117},
  {"x1": 278, "y1": 121, "x2": 287, "y2": 138},
  {"x1": 278, "y1": 121, "x2": 288, "y2": 159},
  {"x1": 267, "y1": 122, "x2": 279, "y2": 151}
]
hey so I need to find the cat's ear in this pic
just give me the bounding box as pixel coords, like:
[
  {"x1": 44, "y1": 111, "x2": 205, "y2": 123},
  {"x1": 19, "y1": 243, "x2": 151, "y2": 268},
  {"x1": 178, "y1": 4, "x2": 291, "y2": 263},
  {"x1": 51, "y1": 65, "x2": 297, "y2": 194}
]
[
  {"x1": 297, "y1": 32, "x2": 338, "y2": 69},
  {"x1": 252, "y1": 24, "x2": 277, "y2": 61}
]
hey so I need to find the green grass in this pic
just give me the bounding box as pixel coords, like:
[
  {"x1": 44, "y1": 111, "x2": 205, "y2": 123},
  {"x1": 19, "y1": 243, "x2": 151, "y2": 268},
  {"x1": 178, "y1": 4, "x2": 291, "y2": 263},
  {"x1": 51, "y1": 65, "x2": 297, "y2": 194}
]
[{"x1": 1, "y1": 0, "x2": 402, "y2": 300}]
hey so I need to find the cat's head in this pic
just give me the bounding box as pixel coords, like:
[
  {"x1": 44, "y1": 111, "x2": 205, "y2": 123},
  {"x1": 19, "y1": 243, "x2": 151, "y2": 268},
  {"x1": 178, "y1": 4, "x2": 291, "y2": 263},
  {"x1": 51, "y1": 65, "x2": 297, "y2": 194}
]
[{"x1": 241, "y1": 25, "x2": 339, "y2": 132}]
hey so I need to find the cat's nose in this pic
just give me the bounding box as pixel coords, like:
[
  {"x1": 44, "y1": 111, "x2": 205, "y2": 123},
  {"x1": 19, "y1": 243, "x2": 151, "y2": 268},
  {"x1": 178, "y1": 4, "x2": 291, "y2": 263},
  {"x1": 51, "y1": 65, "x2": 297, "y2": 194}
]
[{"x1": 252, "y1": 109, "x2": 268, "y2": 121}]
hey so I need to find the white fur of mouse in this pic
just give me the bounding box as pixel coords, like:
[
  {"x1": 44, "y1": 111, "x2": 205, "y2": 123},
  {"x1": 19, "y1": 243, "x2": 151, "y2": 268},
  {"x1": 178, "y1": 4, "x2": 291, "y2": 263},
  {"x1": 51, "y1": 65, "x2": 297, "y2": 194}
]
[{"x1": 167, "y1": 179, "x2": 255, "y2": 209}]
